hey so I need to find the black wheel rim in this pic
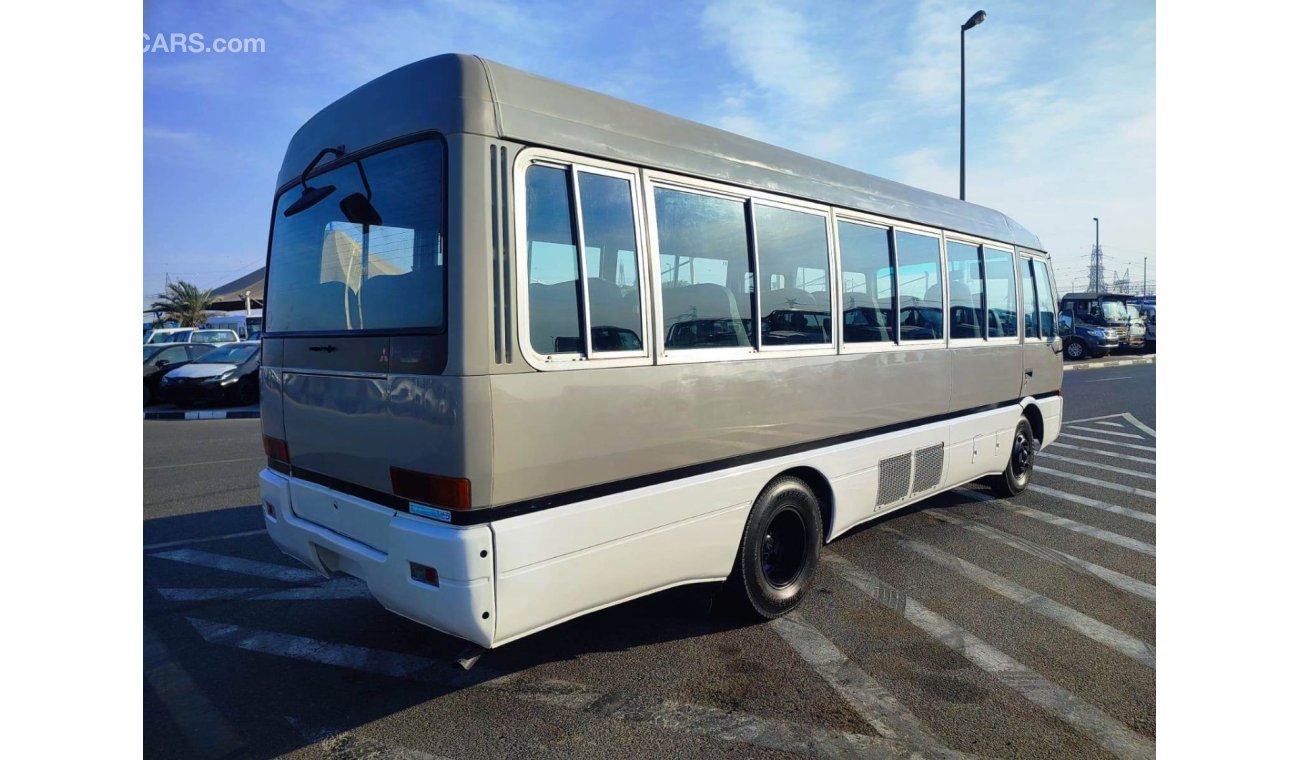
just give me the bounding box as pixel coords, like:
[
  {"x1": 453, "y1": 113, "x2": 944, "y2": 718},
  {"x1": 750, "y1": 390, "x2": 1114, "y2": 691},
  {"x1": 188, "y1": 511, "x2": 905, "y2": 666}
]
[
  {"x1": 761, "y1": 507, "x2": 807, "y2": 589},
  {"x1": 1011, "y1": 428, "x2": 1033, "y2": 480}
]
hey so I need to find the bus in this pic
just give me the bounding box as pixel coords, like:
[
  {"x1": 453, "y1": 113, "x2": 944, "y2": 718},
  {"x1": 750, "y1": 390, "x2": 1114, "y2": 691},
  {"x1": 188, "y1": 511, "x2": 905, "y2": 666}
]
[
  {"x1": 258, "y1": 54, "x2": 1064, "y2": 652},
  {"x1": 203, "y1": 310, "x2": 263, "y2": 341}
]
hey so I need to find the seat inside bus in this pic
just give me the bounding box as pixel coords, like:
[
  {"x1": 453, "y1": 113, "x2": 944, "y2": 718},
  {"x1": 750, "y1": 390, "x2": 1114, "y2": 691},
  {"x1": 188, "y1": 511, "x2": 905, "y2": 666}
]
[
  {"x1": 947, "y1": 281, "x2": 982, "y2": 339},
  {"x1": 359, "y1": 270, "x2": 441, "y2": 330}
]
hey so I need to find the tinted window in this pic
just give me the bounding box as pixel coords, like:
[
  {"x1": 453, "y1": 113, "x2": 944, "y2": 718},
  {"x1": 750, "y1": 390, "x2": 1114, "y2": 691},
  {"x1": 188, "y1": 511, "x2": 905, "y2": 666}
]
[
  {"x1": 946, "y1": 242, "x2": 984, "y2": 340},
  {"x1": 655, "y1": 187, "x2": 754, "y2": 350},
  {"x1": 838, "y1": 222, "x2": 894, "y2": 344},
  {"x1": 578, "y1": 172, "x2": 643, "y2": 352},
  {"x1": 524, "y1": 164, "x2": 583, "y2": 354},
  {"x1": 754, "y1": 205, "x2": 830, "y2": 346},
  {"x1": 1033, "y1": 259, "x2": 1057, "y2": 340},
  {"x1": 984, "y1": 248, "x2": 1017, "y2": 338},
  {"x1": 267, "y1": 139, "x2": 446, "y2": 333},
  {"x1": 1021, "y1": 258, "x2": 1039, "y2": 338},
  {"x1": 896, "y1": 231, "x2": 943, "y2": 341}
]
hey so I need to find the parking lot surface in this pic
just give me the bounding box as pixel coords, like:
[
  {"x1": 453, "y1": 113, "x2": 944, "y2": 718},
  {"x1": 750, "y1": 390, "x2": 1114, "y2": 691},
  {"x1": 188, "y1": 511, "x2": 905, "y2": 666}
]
[{"x1": 144, "y1": 363, "x2": 1155, "y2": 759}]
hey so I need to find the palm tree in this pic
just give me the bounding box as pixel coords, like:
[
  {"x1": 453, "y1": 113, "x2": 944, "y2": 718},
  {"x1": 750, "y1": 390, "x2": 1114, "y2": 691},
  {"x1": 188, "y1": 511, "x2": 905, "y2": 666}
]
[{"x1": 150, "y1": 280, "x2": 217, "y2": 327}]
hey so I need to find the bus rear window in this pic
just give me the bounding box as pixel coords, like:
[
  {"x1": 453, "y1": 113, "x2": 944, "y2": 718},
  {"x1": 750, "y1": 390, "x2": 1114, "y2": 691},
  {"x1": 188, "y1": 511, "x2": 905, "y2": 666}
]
[{"x1": 266, "y1": 139, "x2": 446, "y2": 334}]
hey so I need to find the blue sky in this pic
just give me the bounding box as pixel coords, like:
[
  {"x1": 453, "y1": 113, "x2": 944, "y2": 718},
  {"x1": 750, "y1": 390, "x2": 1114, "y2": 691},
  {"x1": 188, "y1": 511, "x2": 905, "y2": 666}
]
[{"x1": 144, "y1": 0, "x2": 1155, "y2": 305}]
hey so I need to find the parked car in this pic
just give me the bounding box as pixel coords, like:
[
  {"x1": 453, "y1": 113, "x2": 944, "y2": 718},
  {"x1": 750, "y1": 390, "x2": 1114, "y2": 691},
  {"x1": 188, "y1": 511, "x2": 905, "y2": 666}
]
[
  {"x1": 143, "y1": 343, "x2": 216, "y2": 405},
  {"x1": 158, "y1": 341, "x2": 261, "y2": 407},
  {"x1": 144, "y1": 328, "x2": 241, "y2": 346},
  {"x1": 144, "y1": 327, "x2": 192, "y2": 344},
  {"x1": 1058, "y1": 291, "x2": 1144, "y2": 359}
]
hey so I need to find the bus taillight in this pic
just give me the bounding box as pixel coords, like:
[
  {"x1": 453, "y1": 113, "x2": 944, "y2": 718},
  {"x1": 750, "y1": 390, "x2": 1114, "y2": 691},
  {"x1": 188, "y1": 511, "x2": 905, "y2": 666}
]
[
  {"x1": 263, "y1": 435, "x2": 290, "y2": 464},
  {"x1": 390, "y1": 467, "x2": 471, "y2": 511}
]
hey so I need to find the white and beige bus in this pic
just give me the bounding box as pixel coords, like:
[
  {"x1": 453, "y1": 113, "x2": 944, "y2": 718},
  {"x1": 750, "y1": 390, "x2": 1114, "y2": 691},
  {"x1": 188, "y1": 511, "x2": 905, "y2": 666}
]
[{"x1": 258, "y1": 54, "x2": 1064, "y2": 651}]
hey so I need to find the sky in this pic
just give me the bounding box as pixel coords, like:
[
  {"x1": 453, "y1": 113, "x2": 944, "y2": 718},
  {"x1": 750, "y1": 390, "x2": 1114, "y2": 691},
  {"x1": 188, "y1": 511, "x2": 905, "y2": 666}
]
[{"x1": 143, "y1": 0, "x2": 1155, "y2": 306}]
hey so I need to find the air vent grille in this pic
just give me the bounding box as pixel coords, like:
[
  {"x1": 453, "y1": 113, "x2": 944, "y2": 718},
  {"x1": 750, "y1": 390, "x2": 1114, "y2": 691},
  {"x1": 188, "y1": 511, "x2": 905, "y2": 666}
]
[
  {"x1": 912, "y1": 443, "x2": 944, "y2": 494},
  {"x1": 876, "y1": 453, "x2": 912, "y2": 507}
]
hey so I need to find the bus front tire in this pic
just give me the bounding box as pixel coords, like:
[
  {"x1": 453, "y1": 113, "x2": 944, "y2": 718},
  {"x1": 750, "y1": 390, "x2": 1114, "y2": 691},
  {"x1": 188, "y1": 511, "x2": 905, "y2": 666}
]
[
  {"x1": 723, "y1": 476, "x2": 822, "y2": 620},
  {"x1": 988, "y1": 416, "x2": 1036, "y2": 498}
]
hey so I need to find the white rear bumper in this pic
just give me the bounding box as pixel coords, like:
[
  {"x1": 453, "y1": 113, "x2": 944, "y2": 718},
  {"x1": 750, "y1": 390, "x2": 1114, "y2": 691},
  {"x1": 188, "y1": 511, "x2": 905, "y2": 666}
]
[{"x1": 259, "y1": 469, "x2": 496, "y2": 647}]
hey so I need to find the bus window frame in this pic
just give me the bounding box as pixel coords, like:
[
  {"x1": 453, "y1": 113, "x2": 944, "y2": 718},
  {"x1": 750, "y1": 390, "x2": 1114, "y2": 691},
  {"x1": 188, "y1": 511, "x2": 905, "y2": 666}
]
[
  {"x1": 943, "y1": 231, "x2": 1020, "y2": 347},
  {"x1": 749, "y1": 197, "x2": 837, "y2": 353},
  {"x1": 831, "y1": 211, "x2": 899, "y2": 355},
  {"x1": 891, "y1": 224, "x2": 948, "y2": 350},
  {"x1": 1017, "y1": 248, "x2": 1056, "y2": 344},
  {"x1": 514, "y1": 149, "x2": 653, "y2": 371},
  {"x1": 642, "y1": 169, "x2": 839, "y2": 365}
]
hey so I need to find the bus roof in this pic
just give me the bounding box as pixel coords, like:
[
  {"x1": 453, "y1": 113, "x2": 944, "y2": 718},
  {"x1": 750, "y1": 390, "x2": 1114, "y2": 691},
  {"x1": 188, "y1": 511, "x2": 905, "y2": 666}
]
[{"x1": 278, "y1": 53, "x2": 1043, "y2": 251}]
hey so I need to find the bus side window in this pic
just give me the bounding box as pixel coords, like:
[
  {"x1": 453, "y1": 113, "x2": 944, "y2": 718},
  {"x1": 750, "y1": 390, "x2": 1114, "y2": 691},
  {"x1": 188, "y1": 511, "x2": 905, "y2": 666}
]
[
  {"x1": 945, "y1": 241, "x2": 985, "y2": 339},
  {"x1": 1020, "y1": 257, "x2": 1039, "y2": 338},
  {"x1": 1032, "y1": 259, "x2": 1057, "y2": 340},
  {"x1": 838, "y1": 221, "x2": 894, "y2": 344},
  {"x1": 984, "y1": 248, "x2": 1016, "y2": 338},
  {"x1": 896, "y1": 231, "x2": 943, "y2": 342},
  {"x1": 524, "y1": 164, "x2": 583, "y2": 355},
  {"x1": 653, "y1": 187, "x2": 754, "y2": 350},
  {"x1": 577, "y1": 171, "x2": 644, "y2": 353}
]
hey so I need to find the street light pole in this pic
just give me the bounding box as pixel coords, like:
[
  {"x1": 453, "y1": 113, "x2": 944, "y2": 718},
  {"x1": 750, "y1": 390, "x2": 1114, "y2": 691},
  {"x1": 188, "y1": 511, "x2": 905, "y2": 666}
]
[{"x1": 960, "y1": 10, "x2": 987, "y2": 201}]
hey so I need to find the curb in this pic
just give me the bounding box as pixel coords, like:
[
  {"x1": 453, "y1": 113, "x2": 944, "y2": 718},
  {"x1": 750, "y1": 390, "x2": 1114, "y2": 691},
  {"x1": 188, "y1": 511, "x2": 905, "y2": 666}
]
[
  {"x1": 144, "y1": 409, "x2": 261, "y2": 421},
  {"x1": 1063, "y1": 355, "x2": 1155, "y2": 372}
]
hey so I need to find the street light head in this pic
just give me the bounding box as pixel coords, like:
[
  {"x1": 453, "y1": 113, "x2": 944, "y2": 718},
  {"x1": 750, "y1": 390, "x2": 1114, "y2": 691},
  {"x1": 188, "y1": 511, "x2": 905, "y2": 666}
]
[{"x1": 962, "y1": 10, "x2": 987, "y2": 31}]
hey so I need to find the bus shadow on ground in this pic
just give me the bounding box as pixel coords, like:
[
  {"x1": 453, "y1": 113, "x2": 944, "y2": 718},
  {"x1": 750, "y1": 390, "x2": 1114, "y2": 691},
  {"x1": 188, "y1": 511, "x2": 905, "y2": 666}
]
[{"x1": 143, "y1": 505, "x2": 759, "y2": 759}]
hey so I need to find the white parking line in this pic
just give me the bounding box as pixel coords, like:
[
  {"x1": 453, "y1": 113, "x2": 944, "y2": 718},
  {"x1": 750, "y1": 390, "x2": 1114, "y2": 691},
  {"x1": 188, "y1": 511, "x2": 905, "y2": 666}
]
[
  {"x1": 193, "y1": 617, "x2": 970, "y2": 760},
  {"x1": 956, "y1": 490, "x2": 1156, "y2": 556},
  {"x1": 1085, "y1": 421, "x2": 1126, "y2": 428},
  {"x1": 143, "y1": 529, "x2": 267, "y2": 552},
  {"x1": 1063, "y1": 413, "x2": 1126, "y2": 424},
  {"x1": 823, "y1": 555, "x2": 1155, "y2": 760},
  {"x1": 158, "y1": 578, "x2": 370, "y2": 602},
  {"x1": 1047, "y1": 442, "x2": 1156, "y2": 466},
  {"x1": 503, "y1": 676, "x2": 977, "y2": 760},
  {"x1": 1065, "y1": 427, "x2": 1147, "y2": 440},
  {"x1": 154, "y1": 549, "x2": 320, "y2": 583},
  {"x1": 1122, "y1": 413, "x2": 1157, "y2": 438},
  {"x1": 145, "y1": 623, "x2": 245, "y2": 759},
  {"x1": 1037, "y1": 452, "x2": 1155, "y2": 481},
  {"x1": 891, "y1": 535, "x2": 1155, "y2": 667},
  {"x1": 927, "y1": 510, "x2": 1155, "y2": 601},
  {"x1": 770, "y1": 612, "x2": 955, "y2": 753},
  {"x1": 1059, "y1": 433, "x2": 1157, "y2": 452},
  {"x1": 1034, "y1": 471, "x2": 1157, "y2": 504},
  {"x1": 187, "y1": 617, "x2": 438, "y2": 679}
]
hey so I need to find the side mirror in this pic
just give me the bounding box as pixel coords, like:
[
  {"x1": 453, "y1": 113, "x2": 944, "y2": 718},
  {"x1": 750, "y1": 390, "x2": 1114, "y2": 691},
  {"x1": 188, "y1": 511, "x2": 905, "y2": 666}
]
[{"x1": 155, "y1": 360, "x2": 169, "y2": 367}]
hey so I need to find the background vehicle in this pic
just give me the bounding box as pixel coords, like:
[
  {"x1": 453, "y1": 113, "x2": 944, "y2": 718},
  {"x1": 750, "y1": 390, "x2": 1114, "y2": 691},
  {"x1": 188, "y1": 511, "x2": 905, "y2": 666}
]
[
  {"x1": 144, "y1": 327, "x2": 191, "y2": 344},
  {"x1": 204, "y1": 311, "x2": 264, "y2": 341},
  {"x1": 143, "y1": 343, "x2": 215, "y2": 405},
  {"x1": 1139, "y1": 304, "x2": 1156, "y2": 349},
  {"x1": 145, "y1": 328, "x2": 241, "y2": 346},
  {"x1": 1058, "y1": 291, "x2": 1143, "y2": 358},
  {"x1": 158, "y1": 341, "x2": 261, "y2": 406}
]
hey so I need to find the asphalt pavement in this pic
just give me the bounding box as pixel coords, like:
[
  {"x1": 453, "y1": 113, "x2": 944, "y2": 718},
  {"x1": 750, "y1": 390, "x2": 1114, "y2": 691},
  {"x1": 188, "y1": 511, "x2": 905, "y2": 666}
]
[{"x1": 144, "y1": 363, "x2": 1156, "y2": 759}]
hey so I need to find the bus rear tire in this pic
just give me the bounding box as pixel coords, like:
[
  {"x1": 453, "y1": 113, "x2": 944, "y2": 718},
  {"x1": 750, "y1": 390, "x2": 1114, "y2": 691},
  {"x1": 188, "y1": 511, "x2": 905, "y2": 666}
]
[
  {"x1": 722, "y1": 476, "x2": 822, "y2": 620},
  {"x1": 989, "y1": 416, "x2": 1036, "y2": 498}
]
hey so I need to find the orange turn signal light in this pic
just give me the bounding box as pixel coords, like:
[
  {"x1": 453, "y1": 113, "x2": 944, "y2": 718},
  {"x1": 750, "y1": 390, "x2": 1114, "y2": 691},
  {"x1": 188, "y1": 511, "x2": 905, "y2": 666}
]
[{"x1": 390, "y1": 467, "x2": 471, "y2": 510}]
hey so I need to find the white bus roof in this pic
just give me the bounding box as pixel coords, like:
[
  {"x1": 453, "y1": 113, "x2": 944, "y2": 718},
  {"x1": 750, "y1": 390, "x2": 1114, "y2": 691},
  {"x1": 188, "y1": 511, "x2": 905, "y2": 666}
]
[{"x1": 277, "y1": 53, "x2": 1043, "y2": 251}]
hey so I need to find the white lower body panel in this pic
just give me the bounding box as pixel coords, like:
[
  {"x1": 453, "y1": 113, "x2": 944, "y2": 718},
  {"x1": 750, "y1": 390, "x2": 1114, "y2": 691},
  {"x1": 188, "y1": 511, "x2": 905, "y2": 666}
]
[{"x1": 261, "y1": 397, "x2": 1061, "y2": 648}]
